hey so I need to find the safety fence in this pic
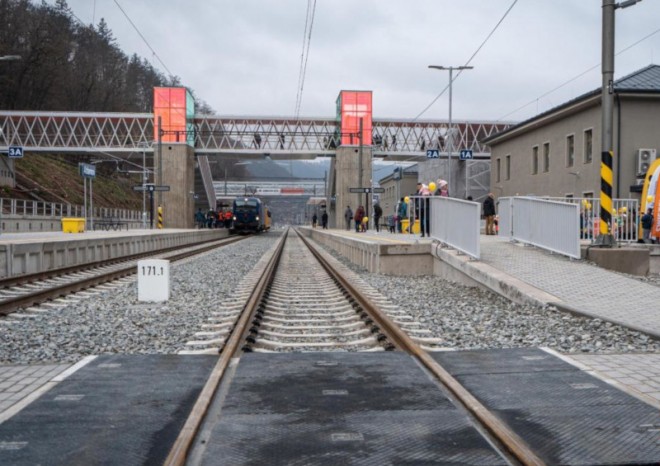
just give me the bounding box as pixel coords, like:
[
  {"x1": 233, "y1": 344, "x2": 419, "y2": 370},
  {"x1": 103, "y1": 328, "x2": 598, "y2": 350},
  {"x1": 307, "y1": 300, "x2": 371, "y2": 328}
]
[
  {"x1": 499, "y1": 197, "x2": 581, "y2": 259},
  {"x1": 542, "y1": 197, "x2": 639, "y2": 243},
  {"x1": 407, "y1": 195, "x2": 481, "y2": 259},
  {"x1": 0, "y1": 198, "x2": 142, "y2": 224}
]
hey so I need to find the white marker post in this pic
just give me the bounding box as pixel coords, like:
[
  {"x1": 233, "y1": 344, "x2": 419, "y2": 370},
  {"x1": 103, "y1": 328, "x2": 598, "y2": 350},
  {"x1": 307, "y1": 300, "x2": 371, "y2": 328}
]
[{"x1": 137, "y1": 259, "x2": 170, "y2": 302}]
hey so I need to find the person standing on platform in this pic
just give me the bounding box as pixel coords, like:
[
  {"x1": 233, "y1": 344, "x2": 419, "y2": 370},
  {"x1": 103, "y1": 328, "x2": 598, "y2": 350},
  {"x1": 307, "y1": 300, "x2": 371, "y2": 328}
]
[
  {"x1": 417, "y1": 183, "x2": 430, "y2": 238},
  {"x1": 321, "y1": 211, "x2": 328, "y2": 229},
  {"x1": 195, "y1": 208, "x2": 205, "y2": 229},
  {"x1": 397, "y1": 197, "x2": 407, "y2": 233},
  {"x1": 354, "y1": 205, "x2": 365, "y2": 232},
  {"x1": 642, "y1": 207, "x2": 654, "y2": 243},
  {"x1": 483, "y1": 193, "x2": 496, "y2": 235},
  {"x1": 373, "y1": 203, "x2": 383, "y2": 233},
  {"x1": 312, "y1": 213, "x2": 318, "y2": 228},
  {"x1": 344, "y1": 205, "x2": 353, "y2": 231}
]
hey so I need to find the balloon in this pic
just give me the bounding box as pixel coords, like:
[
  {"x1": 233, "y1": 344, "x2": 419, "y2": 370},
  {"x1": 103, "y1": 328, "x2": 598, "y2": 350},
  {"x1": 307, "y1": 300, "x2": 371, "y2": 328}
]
[
  {"x1": 362, "y1": 216, "x2": 368, "y2": 223},
  {"x1": 586, "y1": 202, "x2": 592, "y2": 210},
  {"x1": 619, "y1": 206, "x2": 627, "y2": 213},
  {"x1": 404, "y1": 196, "x2": 410, "y2": 203},
  {"x1": 581, "y1": 199, "x2": 588, "y2": 206},
  {"x1": 428, "y1": 182, "x2": 437, "y2": 193},
  {"x1": 648, "y1": 195, "x2": 654, "y2": 203}
]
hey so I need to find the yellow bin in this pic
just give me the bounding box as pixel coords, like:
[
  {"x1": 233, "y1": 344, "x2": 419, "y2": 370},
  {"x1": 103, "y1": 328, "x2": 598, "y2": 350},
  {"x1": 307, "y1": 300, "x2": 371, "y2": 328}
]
[
  {"x1": 400, "y1": 218, "x2": 420, "y2": 234},
  {"x1": 61, "y1": 217, "x2": 85, "y2": 233}
]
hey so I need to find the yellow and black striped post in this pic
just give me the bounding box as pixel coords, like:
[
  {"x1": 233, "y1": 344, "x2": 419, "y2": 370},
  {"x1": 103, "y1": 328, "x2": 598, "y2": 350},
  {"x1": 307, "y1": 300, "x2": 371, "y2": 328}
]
[
  {"x1": 157, "y1": 205, "x2": 163, "y2": 229},
  {"x1": 596, "y1": 150, "x2": 615, "y2": 246}
]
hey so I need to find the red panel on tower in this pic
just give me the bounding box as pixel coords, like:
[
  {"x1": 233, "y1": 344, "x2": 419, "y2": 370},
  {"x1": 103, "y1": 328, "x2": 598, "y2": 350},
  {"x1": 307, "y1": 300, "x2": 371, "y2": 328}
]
[{"x1": 336, "y1": 91, "x2": 372, "y2": 146}]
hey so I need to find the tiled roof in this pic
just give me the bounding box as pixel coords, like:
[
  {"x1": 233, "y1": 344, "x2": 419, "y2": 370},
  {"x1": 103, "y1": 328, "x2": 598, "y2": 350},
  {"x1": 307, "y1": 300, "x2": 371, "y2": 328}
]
[{"x1": 614, "y1": 64, "x2": 660, "y2": 91}]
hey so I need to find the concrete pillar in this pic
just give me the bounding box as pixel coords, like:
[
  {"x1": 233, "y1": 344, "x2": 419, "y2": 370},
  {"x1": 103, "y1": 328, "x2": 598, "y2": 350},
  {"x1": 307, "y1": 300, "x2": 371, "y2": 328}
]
[
  {"x1": 334, "y1": 145, "x2": 373, "y2": 228},
  {"x1": 156, "y1": 143, "x2": 195, "y2": 228}
]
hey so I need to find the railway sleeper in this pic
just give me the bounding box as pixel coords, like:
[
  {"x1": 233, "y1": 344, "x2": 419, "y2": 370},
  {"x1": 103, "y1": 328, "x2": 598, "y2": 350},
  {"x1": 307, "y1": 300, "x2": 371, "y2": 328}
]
[
  {"x1": 254, "y1": 336, "x2": 380, "y2": 349},
  {"x1": 258, "y1": 328, "x2": 372, "y2": 338}
]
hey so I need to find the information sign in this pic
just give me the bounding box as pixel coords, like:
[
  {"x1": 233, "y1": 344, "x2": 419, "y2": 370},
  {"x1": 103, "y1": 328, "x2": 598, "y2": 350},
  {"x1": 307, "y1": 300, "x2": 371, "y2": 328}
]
[
  {"x1": 426, "y1": 149, "x2": 440, "y2": 159},
  {"x1": 459, "y1": 149, "x2": 474, "y2": 160},
  {"x1": 7, "y1": 146, "x2": 23, "y2": 158},
  {"x1": 137, "y1": 259, "x2": 170, "y2": 302}
]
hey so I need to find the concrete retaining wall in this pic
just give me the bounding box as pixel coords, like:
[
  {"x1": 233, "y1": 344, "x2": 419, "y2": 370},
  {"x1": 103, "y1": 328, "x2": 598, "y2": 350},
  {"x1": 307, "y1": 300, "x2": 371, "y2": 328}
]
[
  {"x1": 0, "y1": 229, "x2": 228, "y2": 278},
  {"x1": 302, "y1": 228, "x2": 433, "y2": 276}
]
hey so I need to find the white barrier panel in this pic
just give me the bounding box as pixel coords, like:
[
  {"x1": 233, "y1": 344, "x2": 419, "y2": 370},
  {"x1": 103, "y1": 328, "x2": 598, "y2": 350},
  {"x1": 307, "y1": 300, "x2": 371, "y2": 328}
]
[
  {"x1": 512, "y1": 197, "x2": 580, "y2": 259},
  {"x1": 497, "y1": 197, "x2": 513, "y2": 239},
  {"x1": 429, "y1": 197, "x2": 481, "y2": 259},
  {"x1": 137, "y1": 259, "x2": 170, "y2": 302}
]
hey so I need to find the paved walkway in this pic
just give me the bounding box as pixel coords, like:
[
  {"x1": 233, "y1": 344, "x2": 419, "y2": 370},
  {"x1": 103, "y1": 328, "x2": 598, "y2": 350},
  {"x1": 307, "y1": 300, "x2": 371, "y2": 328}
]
[{"x1": 478, "y1": 235, "x2": 660, "y2": 337}]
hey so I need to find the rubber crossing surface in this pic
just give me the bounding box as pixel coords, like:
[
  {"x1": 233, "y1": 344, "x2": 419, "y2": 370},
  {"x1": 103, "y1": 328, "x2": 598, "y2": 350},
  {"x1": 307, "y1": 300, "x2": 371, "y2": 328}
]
[
  {"x1": 0, "y1": 354, "x2": 216, "y2": 465},
  {"x1": 196, "y1": 352, "x2": 507, "y2": 465},
  {"x1": 432, "y1": 348, "x2": 660, "y2": 465}
]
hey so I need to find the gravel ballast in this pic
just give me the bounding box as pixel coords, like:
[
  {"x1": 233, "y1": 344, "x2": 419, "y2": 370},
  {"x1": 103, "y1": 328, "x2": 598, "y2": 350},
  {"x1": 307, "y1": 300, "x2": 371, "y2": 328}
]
[
  {"x1": 0, "y1": 234, "x2": 279, "y2": 364},
  {"x1": 1, "y1": 229, "x2": 659, "y2": 364}
]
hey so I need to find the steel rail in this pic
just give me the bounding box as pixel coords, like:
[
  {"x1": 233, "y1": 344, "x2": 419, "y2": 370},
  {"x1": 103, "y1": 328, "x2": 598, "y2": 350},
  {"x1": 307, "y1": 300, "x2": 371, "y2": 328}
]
[
  {"x1": 163, "y1": 229, "x2": 288, "y2": 466},
  {"x1": 296, "y1": 229, "x2": 545, "y2": 466},
  {"x1": 0, "y1": 236, "x2": 245, "y2": 316}
]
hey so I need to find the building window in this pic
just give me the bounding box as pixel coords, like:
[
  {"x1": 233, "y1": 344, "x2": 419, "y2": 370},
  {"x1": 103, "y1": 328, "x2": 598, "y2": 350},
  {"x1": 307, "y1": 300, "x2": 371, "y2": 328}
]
[
  {"x1": 532, "y1": 146, "x2": 539, "y2": 174},
  {"x1": 566, "y1": 134, "x2": 575, "y2": 167},
  {"x1": 584, "y1": 129, "x2": 593, "y2": 164},
  {"x1": 496, "y1": 158, "x2": 501, "y2": 182},
  {"x1": 543, "y1": 142, "x2": 550, "y2": 172},
  {"x1": 583, "y1": 191, "x2": 594, "y2": 201},
  {"x1": 505, "y1": 155, "x2": 511, "y2": 180}
]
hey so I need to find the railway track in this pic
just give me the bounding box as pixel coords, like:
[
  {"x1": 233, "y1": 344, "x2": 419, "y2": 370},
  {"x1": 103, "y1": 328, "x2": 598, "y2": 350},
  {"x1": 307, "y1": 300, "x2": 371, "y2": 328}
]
[
  {"x1": 0, "y1": 235, "x2": 245, "y2": 317},
  {"x1": 168, "y1": 228, "x2": 545, "y2": 465}
]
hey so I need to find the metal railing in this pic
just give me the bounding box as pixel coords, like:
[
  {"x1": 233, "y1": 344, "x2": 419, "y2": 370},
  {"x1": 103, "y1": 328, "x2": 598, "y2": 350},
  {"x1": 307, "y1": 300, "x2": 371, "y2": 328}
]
[
  {"x1": 497, "y1": 197, "x2": 513, "y2": 238},
  {"x1": 542, "y1": 197, "x2": 639, "y2": 243},
  {"x1": 500, "y1": 197, "x2": 581, "y2": 259},
  {"x1": 0, "y1": 198, "x2": 142, "y2": 222},
  {"x1": 428, "y1": 196, "x2": 481, "y2": 259}
]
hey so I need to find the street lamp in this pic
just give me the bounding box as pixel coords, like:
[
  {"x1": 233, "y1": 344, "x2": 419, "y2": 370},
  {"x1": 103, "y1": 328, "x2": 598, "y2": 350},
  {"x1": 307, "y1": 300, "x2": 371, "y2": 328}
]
[
  {"x1": 0, "y1": 55, "x2": 21, "y2": 61},
  {"x1": 428, "y1": 65, "x2": 473, "y2": 197},
  {"x1": 596, "y1": 0, "x2": 642, "y2": 246}
]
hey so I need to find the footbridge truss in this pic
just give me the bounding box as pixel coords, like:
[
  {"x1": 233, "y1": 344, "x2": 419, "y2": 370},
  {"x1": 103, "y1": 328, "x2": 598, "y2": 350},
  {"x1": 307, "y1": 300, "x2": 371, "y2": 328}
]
[{"x1": 0, "y1": 111, "x2": 511, "y2": 160}]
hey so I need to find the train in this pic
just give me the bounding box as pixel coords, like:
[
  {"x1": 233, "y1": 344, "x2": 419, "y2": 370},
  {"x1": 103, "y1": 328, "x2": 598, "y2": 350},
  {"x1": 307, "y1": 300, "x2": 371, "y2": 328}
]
[{"x1": 231, "y1": 196, "x2": 271, "y2": 233}]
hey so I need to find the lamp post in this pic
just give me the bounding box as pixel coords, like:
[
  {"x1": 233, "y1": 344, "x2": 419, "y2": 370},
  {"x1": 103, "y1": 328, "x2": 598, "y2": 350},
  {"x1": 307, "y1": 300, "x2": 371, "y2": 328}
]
[
  {"x1": 596, "y1": 0, "x2": 642, "y2": 246},
  {"x1": 428, "y1": 65, "x2": 473, "y2": 197}
]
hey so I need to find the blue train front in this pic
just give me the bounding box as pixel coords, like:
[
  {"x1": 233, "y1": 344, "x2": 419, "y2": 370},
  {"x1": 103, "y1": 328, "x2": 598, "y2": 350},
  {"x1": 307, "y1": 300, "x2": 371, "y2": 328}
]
[{"x1": 231, "y1": 197, "x2": 271, "y2": 233}]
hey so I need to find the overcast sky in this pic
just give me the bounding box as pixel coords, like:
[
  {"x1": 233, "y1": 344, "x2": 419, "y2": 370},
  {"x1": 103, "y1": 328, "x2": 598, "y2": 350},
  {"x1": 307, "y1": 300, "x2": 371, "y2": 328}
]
[{"x1": 56, "y1": 0, "x2": 660, "y2": 123}]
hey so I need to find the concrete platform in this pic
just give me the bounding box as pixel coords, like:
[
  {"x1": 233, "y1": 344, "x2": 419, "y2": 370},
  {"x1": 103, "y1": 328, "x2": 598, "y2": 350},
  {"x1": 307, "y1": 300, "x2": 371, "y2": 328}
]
[
  {"x1": 0, "y1": 228, "x2": 228, "y2": 279},
  {"x1": 0, "y1": 355, "x2": 216, "y2": 465}
]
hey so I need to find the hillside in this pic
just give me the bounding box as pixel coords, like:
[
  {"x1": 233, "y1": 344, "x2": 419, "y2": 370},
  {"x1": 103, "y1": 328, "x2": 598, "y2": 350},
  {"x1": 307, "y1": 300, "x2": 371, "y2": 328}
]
[{"x1": 9, "y1": 154, "x2": 142, "y2": 209}]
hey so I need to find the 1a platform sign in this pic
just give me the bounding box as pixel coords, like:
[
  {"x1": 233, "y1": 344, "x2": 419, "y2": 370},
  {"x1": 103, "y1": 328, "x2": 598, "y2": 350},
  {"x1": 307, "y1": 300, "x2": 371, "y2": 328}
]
[{"x1": 459, "y1": 149, "x2": 474, "y2": 160}]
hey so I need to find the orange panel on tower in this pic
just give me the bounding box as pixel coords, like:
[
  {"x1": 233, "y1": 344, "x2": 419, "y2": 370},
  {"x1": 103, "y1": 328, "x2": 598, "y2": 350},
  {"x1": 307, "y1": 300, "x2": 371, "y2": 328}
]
[{"x1": 154, "y1": 87, "x2": 190, "y2": 143}]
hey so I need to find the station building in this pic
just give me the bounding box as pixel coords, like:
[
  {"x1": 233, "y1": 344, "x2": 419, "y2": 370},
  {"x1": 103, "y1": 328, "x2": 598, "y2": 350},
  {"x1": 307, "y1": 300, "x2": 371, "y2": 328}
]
[{"x1": 483, "y1": 64, "x2": 660, "y2": 201}]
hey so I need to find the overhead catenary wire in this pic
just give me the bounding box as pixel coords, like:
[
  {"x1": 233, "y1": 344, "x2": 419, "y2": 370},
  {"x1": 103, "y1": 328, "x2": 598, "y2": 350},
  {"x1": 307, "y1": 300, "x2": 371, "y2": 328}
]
[
  {"x1": 412, "y1": 0, "x2": 519, "y2": 122},
  {"x1": 295, "y1": 0, "x2": 318, "y2": 119},
  {"x1": 112, "y1": 0, "x2": 175, "y2": 78},
  {"x1": 496, "y1": 25, "x2": 660, "y2": 121},
  {"x1": 294, "y1": 0, "x2": 313, "y2": 116}
]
